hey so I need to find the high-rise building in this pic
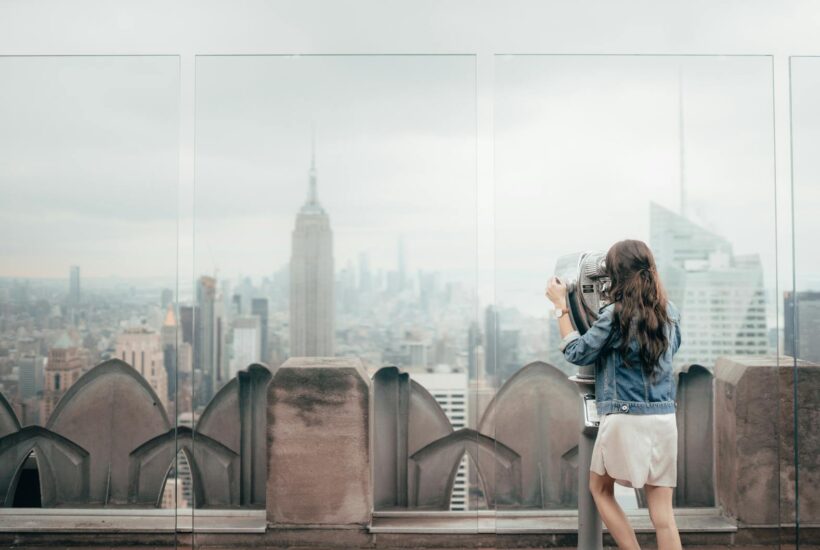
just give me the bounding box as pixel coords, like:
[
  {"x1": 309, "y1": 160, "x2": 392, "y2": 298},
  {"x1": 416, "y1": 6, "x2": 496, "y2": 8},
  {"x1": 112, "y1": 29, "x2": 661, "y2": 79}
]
[
  {"x1": 116, "y1": 326, "x2": 168, "y2": 409},
  {"x1": 179, "y1": 305, "x2": 196, "y2": 348},
  {"x1": 467, "y1": 322, "x2": 481, "y2": 381},
  {"x1": 69, "y1": 266, "x2": 81, "y2": 305},
  {"x1": 411, "y1": 365, "x2": 470, "y2": 511},
  {"x1": 230, "y1": 315, "x2": 261, "y2": 378},
  {"x1": 650, "y1": 202, "x2": 769, "y2": 369},
  {"x1": 17, "y1": 355, "x2": 43, "y2": 400},
  {"x1": 484, "y1": 306, "x2": 499, "y2": 378},
  {"x1": 498, "y1": 328, "x2": 521, "y2": 384},
  {"x1": 251, "y1": 298, "x2": 269, "y2": 364},
  {"x1": 784, "y1": 291, "x2": 820, "y2": 363},
  {"x1": 289, "y1": 135, "x2": 335, "y2": 357},
  {"x1": 161, "y1": 305, "x2": 177, "y2": 402},
  {"x1": 196, "y1": 276, "x2": 226, "y2": 402},
  {"x1": 41, "y1": 333, "x2": 85, "y2": 423}
]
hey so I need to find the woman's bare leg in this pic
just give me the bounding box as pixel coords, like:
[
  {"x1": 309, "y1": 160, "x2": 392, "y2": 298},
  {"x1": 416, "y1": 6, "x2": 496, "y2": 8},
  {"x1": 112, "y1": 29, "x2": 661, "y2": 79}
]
[
  {"x1": 644, "y1": 484, "x2": 682, "y2": 550},
  {"x1": 589, "y1": 471, "x2": 640, "y2": 550}
]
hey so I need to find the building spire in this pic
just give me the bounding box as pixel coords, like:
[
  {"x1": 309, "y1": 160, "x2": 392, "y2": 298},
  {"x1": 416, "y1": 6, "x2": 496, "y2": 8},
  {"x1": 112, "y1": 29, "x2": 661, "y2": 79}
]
[{"x1": 678, "y1": 67, "x2": 687, "y2": 219}]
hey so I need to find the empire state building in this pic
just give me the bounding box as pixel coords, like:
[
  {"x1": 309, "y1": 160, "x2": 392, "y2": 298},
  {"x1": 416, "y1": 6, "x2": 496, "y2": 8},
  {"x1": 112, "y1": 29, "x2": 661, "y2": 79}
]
[{"x1": 289, "y1": 138, "x2": 335, "y2": 357}]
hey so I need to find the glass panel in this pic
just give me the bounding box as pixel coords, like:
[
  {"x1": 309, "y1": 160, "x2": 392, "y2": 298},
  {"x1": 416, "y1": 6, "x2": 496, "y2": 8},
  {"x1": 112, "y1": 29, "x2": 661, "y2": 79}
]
[
  {"x1": 193, "y1": 54, "x2": 478, "y2": 534},
  {"x1": 0, "y1": 56, "x2": 179, "y2": 526},
  {"x1": 493, "y1": 55, "x2": 778, "y2": 541},
  {"x1": 788, "y1": 55, "x2": 820, "y2": 548}
]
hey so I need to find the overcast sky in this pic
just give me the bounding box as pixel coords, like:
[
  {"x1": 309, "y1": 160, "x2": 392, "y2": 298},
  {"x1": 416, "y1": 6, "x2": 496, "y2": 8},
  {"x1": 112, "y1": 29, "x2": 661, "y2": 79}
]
[
  {"x1": 0, "y1": 56, "x2": 179, "y2": 281},
  {"x1": 0, "y1": 2, "x2": 819, "y2": 317},
  {"x1": 193, "y1": 55, "x2": 476, "y2": 283}
]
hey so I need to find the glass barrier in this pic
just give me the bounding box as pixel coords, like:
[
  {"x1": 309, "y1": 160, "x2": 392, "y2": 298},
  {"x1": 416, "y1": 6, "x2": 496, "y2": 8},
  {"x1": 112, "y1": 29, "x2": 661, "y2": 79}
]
[
  {"x1": 493, "y1": 54, "x2": 780, "y2": 538},
  {"x1": 0, "y1": 56, "x2": 180, "y2": 524},
  {"x1": 788, "y1": 55, "x2": 820, "y2": 547},
  {"x1": 192, "y1": 54, "x2": 479, "y2": 533},
  {"x1": 0, "y1": 50, "x2": 806, "y2": 547}
]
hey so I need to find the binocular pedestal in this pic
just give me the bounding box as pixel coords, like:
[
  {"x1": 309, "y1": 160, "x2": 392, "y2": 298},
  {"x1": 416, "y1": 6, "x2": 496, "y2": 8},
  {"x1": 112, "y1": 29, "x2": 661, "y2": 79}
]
[{"x1": 569, "y1": 374, "x2": 603, "y2": 550}]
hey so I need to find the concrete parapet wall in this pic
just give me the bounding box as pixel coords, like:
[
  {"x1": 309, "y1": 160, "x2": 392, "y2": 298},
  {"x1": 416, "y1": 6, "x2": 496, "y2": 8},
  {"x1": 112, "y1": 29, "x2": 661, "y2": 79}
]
[
  {"x1": 266, "y1": 356, "x2": 371, "y2": 526},
  {"x1": 715, "y1": 355, "x2": 819, "y2": 526}
]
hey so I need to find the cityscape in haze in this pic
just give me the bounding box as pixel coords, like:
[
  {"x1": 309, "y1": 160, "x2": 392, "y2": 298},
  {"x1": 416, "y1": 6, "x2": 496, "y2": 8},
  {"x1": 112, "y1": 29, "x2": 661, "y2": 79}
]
[
  {"x1": 2, "y1": 54, "x2": 812, "y2": 514},
  {"x1": 0, "y1": 134, "x2": 786, "y2": 508}
]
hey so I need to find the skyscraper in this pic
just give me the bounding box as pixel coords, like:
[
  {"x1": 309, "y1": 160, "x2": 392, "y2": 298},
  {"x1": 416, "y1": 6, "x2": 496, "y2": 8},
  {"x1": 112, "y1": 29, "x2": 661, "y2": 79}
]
[
  {"x1": 650, "y1": 202, "x2": 769, "y2": 369},
  {"x1": 196, "y1": 276, "x2": 226, "y2": 402},
  {"x1": 289, "y1": 134, "x2": 335, "y2": 357},
  {"x1": 116, "y1": 326, "x2": 168, "y2": 409},
  {"x1": 230, "y1": 315, "x2": 261, "y2": 378},
  {"x1": 41, "y1": 333, "x2": 85, "y2": 423},
  {"x1": 784, "y1": 291, "x2": 820, "y2": 363},
  {"x1": 484, "y1": 306, "x2": 498, "y2": 379},
  {"x1": 251, "y1": 298, "x2": 269, "y2": 363},
  {"x1": 161, "y1": 305, "x2": 177, "y2": 402},
  {"x1": 17, "y1": 355, "x2": 43, "y2": 400},
  {"x1": 467, "y1": 321, "x2": 481, "y2": 381}
]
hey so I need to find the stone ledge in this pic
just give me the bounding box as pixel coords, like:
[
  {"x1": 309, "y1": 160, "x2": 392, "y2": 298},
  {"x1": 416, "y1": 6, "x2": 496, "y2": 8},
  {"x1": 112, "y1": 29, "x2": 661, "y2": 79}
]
[
  {"x1": 2, "y1": 526, "x2": 820, "y2": 548},
  {"x1": 0, "y1": 509, "x2": 266, "y2": 533},
  {"x1": 369, "y1": 507, "x2": 736, "y2": 534}
]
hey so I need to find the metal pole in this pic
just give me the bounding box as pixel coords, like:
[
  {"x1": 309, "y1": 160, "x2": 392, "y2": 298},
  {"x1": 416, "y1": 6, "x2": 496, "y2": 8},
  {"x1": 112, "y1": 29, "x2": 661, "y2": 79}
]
[{"x1": 570, "y1": 377, "x2": 603, "y2": 550}]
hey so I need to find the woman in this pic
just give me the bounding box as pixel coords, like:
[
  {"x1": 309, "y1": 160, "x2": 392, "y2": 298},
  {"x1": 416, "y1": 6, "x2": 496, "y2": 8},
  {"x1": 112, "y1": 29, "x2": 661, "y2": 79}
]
[{"x1": 546, "y1": 239, "x2": 683, "y2": 550}]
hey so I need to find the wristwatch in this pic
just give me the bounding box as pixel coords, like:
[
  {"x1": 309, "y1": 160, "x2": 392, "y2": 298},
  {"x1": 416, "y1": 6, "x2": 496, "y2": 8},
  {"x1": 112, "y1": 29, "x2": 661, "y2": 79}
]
[{"x1": 554, "y1": 307, "x2": 568, "y2": 319}]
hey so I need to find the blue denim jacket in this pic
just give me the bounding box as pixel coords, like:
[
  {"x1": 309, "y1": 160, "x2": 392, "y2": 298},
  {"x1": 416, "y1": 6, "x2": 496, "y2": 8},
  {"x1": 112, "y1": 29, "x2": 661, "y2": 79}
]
[{"x1": 559, "y1": 301, "x2": 682, "y2": 415}]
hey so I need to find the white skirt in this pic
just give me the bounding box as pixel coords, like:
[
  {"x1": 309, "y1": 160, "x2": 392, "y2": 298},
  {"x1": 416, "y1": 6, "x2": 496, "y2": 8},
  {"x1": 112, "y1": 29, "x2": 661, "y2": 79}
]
[{"x1": 589, "y1": 412, "x2": 678, "y2": 489}]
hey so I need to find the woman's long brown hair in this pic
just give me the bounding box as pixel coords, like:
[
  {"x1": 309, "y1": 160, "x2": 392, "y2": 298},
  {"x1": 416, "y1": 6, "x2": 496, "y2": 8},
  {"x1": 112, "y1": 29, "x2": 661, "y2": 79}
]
[{"x1": 604, "y1": 239, "x2": 670, "y2": 381}]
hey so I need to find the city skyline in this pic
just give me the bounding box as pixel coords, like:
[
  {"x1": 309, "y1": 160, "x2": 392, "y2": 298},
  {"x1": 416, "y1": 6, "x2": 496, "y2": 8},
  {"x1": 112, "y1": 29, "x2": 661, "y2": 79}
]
[{"x1": 3, "y1": 54, "x2": 808, "y2": 304}]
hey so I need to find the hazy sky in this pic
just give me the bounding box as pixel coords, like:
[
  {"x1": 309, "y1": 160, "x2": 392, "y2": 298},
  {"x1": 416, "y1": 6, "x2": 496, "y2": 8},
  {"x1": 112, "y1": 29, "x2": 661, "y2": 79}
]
[
  {"x1": 0, "y1": 56, "x2": 179, "y2": 280},
  {"x1": 193, "y1": 55, "x2": 476, "y2": 281},
  {"x1": 1, "y1": 2, "x2": 819, "y2": 317},
  {"x1": 493, "y1": 55, "x2": 779, "y2": 314},
  {"x1": 790, "y1": 57, "x2": 820, "y2": 291}
]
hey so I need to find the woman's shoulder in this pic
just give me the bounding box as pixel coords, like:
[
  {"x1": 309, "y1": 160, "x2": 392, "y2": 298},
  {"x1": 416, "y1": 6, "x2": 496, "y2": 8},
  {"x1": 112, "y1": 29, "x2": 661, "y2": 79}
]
[
  {"x1": 666, "y1": 300, "x2": 681, "y2": 323},
  {"x1": 598, "y1": 302, "x2": 616, "y2": 316}
]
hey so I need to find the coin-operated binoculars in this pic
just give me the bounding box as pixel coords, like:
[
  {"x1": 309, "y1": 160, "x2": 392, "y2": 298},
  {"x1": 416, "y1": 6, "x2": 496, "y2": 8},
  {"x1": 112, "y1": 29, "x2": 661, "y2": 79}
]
[{"x1": 553, "y1": 251, "x2": 610, "y2": 550}]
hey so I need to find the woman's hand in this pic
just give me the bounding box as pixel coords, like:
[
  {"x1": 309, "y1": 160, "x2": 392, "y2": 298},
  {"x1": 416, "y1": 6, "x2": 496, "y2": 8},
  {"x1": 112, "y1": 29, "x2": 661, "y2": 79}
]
[{"x1": 545, "y1": 277, "x2": 568, "y2": 309}]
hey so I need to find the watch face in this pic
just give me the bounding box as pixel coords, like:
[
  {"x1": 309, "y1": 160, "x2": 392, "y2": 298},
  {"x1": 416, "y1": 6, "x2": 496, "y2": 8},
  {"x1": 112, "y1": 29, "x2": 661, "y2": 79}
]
[{"x1": 554, "y1": 308, "x2": 563, "y2": 319}]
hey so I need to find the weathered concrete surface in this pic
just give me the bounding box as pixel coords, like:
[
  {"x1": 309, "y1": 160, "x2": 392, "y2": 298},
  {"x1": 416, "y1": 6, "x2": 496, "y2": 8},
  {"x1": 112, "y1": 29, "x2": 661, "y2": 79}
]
[
  {"x1": 0, "y1": 393, "x2": 20, "y2": 439},
  {"x1": 478, "y1": 361, "x2": 580, "y2": 509},
  {"x1": 779, "y1": 355, "x2": 820, "y2": 525},
  {"x1": 266, "y1": 357, "x2": 371, "y2": 526},
  {"x1": 45, "y1": 359, "x2": 170, "y2": 505},
  {"x1": 675, "y1": 364, "x2": 715, "y2": 507},
  {"x1": 372, "y1": 366, "x2": 456, "y2": 510},
  {"x1": 715, "y1": 355, "x2": 819, "y2": 526},
  {"x1": 197, "y1": 364, "x2": 272, "y2": 507},
  {"x1": 0, "y1": 426, "x2": 89, "y2": 506}
]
